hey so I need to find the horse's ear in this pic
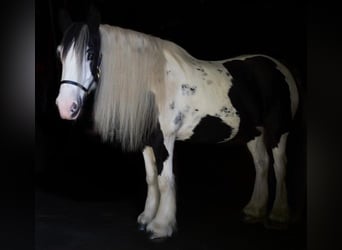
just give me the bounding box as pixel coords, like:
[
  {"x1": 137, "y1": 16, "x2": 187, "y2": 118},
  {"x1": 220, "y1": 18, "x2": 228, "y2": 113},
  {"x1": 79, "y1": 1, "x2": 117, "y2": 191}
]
[
  {"x1": 58, "y1": 9, "x2": 72, "y2": 33},
  {"x1": 87, "y1": 5, "x2": 101, "y2": 32}
]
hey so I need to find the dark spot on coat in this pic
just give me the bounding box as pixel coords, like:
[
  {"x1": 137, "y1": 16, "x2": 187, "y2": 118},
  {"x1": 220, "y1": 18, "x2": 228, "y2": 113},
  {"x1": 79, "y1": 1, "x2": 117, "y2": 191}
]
[
  {"x1": 220, "y1": 106, "x2": 231, "y2": 117},
  {"x1": 181, "y1": 84, "x2": 197, "y2": 95},
  {"x1": 207, "y1": 80, "x2": 213, "y2": 84},
  {"x1": 217, "y1": 69, "x2": 223, "y2": 73},
  {"x1": 174, "y1": 112, "x2": 184, "y2": 126},
  {"x1": 221, "y1": 106, "x2": 228, "y2": 112},
  {"x1": 169, "y1": 101, "x2": 175, "y2": 110},
  {"x1": 191, "y1": 108, "x2": 199, "y2": 116}
]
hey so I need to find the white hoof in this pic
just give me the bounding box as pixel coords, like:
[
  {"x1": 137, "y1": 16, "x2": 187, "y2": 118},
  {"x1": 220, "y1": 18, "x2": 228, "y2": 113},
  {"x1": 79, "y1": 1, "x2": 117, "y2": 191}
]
[
  {"x1": 269, "y1": 207, "x2": 290, "y2": 223},
  {"x1": 146, "y1": 220, "x2": 176, "y2": 239},
  {"x1": 243, "y1": 205, "x2": 267, "y2": 220},
  {"x1": 137, "y1": 211, "x2": 154, "y2": 226}
]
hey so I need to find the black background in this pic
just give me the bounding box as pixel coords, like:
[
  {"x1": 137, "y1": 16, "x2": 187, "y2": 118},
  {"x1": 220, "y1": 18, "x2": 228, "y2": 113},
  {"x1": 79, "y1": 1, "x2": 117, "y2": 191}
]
[
  {"x1": 4, "y1": 2, "x2": 342, "y2": 250},
  {"x1": 34, "y1": 0, "x2": 307, "y2": 249}
]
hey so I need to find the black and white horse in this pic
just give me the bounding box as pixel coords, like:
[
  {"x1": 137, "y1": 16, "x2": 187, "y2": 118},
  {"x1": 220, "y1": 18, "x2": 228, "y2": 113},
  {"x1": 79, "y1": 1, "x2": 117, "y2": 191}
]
[{"x1": 55, "y1": 10, "x2": 299, "y2": 239}]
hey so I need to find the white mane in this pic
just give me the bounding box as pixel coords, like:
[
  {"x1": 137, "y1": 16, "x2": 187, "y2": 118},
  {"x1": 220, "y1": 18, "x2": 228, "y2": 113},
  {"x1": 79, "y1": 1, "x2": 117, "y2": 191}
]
[{"x1": 93, "y1": 25, "x2": 170, "y2": 151}]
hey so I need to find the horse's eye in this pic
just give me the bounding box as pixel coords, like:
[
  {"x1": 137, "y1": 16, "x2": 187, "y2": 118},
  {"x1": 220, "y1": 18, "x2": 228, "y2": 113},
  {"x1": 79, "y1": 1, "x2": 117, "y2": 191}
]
[{"x1": 87, "y1": 53, "x2": 94, "y2": 61}]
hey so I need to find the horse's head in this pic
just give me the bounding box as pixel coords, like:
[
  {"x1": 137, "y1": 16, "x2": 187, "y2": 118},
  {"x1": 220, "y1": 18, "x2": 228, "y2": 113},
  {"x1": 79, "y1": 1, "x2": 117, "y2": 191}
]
[{"x1": 55, "y1": 8, "x2": 101, "y2": 120}]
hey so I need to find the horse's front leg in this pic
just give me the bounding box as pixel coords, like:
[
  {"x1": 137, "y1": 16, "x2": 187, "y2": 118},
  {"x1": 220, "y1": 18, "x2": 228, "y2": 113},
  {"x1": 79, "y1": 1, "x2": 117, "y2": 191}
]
[
  {"x1": 147, "y1": 135, "x2": 176, "y2": 239},
  {"x1": 138, "y1": 146, "x2": 160, "y2": 230}
]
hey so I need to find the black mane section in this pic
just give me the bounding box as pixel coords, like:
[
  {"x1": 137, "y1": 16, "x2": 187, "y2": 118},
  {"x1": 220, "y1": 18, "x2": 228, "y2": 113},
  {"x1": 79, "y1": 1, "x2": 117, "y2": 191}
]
[{"x1": 87, "y1": 23, "x2": 101, "y2": 82}]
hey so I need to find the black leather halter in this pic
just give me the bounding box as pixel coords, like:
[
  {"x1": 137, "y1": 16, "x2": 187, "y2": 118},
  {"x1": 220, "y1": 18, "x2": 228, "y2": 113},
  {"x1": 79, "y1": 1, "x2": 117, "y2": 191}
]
[
  {"x1": 60, "y1": 54, "x2": 102, "y2": 94},
  {"x1": 60, "y1": 79, "x2": 95, "y2": 93}
]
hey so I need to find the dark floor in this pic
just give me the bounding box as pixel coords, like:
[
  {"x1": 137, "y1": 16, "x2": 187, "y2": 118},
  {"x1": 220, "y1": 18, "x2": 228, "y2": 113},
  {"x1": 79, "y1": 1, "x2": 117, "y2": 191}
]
[
  {"x1": 35, "y1": 125, "x2": 306, "y2": 250},
  {"x1": 35, "y1": 190, "x2": 306, "y2": 250}
]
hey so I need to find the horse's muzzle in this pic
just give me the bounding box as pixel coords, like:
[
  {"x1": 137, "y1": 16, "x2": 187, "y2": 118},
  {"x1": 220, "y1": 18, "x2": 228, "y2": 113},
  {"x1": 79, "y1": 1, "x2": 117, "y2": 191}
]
[{"x1": 56, "y1": 97, "x2": 82, "y2": 120}]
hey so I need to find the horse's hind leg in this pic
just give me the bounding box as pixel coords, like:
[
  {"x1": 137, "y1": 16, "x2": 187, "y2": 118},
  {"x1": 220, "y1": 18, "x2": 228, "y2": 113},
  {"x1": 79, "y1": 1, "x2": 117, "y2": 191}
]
[
  {"x1": 243, "y1": 128, "x2": 270, "y2": 223},
  {"x1": 268, "y1": 132, "x2": 290, "y2": 226},
  {"x1": 138, "y1": 146, "x2": 160, "y2": 230}
]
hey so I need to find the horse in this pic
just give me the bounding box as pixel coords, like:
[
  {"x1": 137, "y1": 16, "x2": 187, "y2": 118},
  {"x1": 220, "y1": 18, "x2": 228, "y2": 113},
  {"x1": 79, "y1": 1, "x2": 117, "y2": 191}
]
[{"x1": 55, "y1": 9, "x2": 300, "y2": 239}]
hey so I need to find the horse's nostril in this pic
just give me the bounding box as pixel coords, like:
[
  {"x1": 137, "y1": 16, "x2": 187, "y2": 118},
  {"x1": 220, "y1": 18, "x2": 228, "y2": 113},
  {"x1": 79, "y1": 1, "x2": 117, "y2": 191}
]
[{"x1": 70, "y1": 102, "x2": 79, "y2": 113}]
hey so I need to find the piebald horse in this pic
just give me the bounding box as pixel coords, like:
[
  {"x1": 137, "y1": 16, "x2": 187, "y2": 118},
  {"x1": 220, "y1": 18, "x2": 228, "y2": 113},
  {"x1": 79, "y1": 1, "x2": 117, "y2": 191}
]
[{"x1": 55, "y1": 10, "x2": 299, "y2": 239}]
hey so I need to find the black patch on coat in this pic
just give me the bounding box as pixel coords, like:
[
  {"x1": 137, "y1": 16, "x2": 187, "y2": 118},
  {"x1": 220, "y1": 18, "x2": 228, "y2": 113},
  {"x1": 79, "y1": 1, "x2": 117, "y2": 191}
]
[
  {"x1": 223, "y1": 56, "x2": 293, "y2": 147},
  {"x1": 187, "y1": 115, "x2": 232, "y2": 143},
  {"x1": 145, "y1": 122, "x2": 169, "y2": 175}
]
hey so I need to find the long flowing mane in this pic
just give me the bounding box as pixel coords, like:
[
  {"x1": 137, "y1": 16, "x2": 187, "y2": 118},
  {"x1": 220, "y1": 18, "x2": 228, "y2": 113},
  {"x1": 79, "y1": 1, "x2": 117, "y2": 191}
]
[{"x1": 93, "y1": 25, "x2": 168, "y2": 151}]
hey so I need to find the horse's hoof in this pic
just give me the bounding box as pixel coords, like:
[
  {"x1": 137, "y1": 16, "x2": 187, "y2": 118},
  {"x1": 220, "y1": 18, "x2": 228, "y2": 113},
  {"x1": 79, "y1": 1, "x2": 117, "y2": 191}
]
[
  {"x1": 138, "y1": 223, "x2": 147, "y2": 232},
  {"x1": 148, "y1": 232, "x2": 169, "y2": 242},
  {"x1": 264, "y1": 218, "x2": 289, "y2": 230},
  {"x1": 242, "y1": 214, "x2": 264, "y2": 224}
]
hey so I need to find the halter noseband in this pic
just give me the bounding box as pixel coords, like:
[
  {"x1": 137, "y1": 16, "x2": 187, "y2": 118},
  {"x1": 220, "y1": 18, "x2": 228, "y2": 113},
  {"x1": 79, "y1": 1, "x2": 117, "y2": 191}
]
[
  {"x1": 60, "y1": 79, "x2": 96, "y2": 93},
  {"x1": 60, "y1": 53, "x2": 102, "y2": 94}
]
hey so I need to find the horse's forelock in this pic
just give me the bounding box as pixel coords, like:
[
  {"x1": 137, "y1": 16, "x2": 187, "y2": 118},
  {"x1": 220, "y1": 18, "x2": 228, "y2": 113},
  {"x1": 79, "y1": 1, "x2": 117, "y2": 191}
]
[{"x1": 60, "y1": 23, "x2": 88, "y2": 65}]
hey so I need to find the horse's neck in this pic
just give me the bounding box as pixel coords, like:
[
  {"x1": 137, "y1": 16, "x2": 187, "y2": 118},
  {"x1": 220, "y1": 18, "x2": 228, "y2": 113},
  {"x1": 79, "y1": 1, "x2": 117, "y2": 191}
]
[{"x1": 163, "y1": 41, "x2": 197, "y2": 78}]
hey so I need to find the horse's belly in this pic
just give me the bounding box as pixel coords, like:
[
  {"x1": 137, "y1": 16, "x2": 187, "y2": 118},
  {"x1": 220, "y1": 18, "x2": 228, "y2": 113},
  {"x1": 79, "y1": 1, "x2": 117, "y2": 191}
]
[
  {"x1": 175, "y1": 112, "x2": 239, "y2": 143},
  {"x1": 177, "y1": 115, "x2": 238, "y2": 143}
]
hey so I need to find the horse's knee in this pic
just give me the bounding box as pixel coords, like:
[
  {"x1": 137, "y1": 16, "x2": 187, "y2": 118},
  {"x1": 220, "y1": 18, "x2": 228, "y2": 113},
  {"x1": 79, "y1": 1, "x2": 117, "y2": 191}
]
[
  {"x1": 255, "y1": 158, "x2": 269, "y2": 177},
  {"x1": 146, "y1": 174, "x2": 157, "y2": 185},
  {"x1": 158, "y1": 175, "x2": 174, "y2": 192}
]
